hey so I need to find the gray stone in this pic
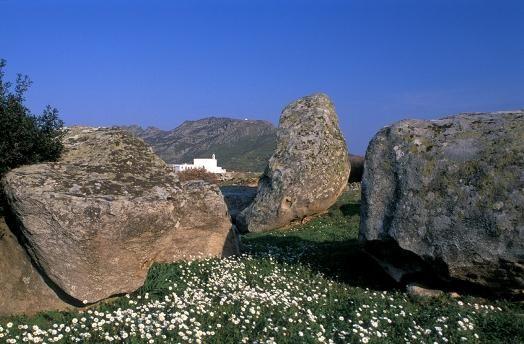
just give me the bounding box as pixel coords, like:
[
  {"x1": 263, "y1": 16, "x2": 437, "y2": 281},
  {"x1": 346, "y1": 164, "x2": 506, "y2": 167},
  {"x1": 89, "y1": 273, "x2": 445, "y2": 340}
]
[
  {"x1": 237, "y1": 93, "x2": 350, "y2": 233},
  {"x1": 360, "y1": 111, "x2": 524, "y2": 296},
  {"x1": 2, "y1": 127, "x2": 238, "y2": 304}
]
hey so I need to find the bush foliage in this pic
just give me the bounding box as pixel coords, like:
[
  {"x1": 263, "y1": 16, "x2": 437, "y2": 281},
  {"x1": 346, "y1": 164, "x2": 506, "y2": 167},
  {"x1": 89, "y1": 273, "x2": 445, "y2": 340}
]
[
  {"x1": 177, "y1": 167, "x2": 219, "y2": 184},
  {"x1": 0, "y1": 59, "x2": 64, "y2": 177}
]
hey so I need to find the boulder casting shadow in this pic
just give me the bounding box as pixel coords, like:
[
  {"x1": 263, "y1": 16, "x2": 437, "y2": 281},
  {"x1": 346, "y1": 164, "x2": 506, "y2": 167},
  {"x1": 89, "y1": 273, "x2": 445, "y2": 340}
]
[{"x1": 245, "y1": 235, "x2": 399, "y2": 290}]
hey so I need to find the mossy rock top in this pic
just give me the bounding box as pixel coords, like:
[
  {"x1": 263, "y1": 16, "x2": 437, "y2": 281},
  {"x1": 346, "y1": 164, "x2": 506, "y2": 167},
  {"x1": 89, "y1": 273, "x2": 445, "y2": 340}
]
[{"x1": 3, "y1": 127, "x2": 179, "y2": 199}]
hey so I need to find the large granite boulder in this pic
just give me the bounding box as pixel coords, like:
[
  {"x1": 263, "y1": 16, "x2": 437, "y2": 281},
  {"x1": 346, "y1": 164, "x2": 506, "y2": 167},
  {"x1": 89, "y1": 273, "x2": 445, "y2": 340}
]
[
  {"x1": 360, "y1": 111, "x2": 524, "y2": 296},
  {"x1": 237, "y1": 93, "x2": 350, "y2": 233},
  {"x1": 2, "y1": 127, "x2": 238, "y2": 304}
]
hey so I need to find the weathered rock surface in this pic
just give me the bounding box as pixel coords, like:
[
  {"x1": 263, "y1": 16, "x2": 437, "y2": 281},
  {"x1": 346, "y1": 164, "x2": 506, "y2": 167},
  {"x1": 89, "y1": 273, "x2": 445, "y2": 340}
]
[
  {"x1": 237, "y1": 93, "x2": 350, "y2": 233},
  {"x1": 2, "y1": 127, "x2": 238, "y2": 304},
  {"x1": 0, "y1": 217, "x2": 74, "y2": 316},
  {"x1": 360, "y1": 111, "x2": 524, "y2": 296}
]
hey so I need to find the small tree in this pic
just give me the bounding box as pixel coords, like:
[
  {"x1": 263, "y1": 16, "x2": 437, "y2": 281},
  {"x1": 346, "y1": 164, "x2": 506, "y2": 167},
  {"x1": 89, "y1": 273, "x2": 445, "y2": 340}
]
[{"x1": 0, "y1": 59, "x2": 64, "y2": 177}]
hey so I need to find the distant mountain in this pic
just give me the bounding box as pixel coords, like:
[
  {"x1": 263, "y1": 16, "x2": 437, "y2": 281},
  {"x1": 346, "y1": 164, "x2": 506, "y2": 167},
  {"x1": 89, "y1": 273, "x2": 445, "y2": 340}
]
[{"x1": 121, "y1": 117, "x2": 277, "y2": 172}]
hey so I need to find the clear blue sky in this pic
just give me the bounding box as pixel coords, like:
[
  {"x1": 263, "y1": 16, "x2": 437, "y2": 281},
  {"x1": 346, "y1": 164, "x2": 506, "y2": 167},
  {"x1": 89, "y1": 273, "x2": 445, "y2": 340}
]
[{"x1": 2, "y1": 0, "x2": 523, "y2": 154}]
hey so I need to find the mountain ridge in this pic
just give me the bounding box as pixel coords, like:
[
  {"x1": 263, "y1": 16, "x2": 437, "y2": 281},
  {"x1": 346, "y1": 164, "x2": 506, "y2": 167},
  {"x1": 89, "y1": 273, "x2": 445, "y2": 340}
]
[{"x1": 120, "y1": 117, "x2": 277, "y2": 172}]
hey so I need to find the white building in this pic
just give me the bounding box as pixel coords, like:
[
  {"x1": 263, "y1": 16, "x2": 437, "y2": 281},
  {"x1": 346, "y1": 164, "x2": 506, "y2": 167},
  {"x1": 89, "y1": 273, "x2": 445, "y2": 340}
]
[{"x1": 171, "y1": 154, "x2": 226, "y2": 174}]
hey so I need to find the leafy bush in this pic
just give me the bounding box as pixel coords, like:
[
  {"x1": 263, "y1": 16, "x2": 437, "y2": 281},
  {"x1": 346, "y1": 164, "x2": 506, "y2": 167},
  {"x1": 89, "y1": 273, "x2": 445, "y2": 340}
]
[
  {"x1": 177, "y1": 167, "x2": 219, "y2": 184},
  {"x1": 0, "y1": 59, "x2": 64, "y2": 177}
]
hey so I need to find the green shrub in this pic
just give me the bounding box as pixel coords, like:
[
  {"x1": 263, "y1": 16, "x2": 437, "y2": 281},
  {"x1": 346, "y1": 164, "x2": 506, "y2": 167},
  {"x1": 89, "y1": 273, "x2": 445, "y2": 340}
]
[{"x1": 0, "y1": 59, "x2": 64, "y2": 177}]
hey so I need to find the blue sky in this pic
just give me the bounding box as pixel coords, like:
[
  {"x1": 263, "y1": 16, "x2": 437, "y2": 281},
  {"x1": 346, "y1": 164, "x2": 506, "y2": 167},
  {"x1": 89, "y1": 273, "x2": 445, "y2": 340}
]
[{"x1": 1, "y1": 0, "x2": 523, "y2": 154}]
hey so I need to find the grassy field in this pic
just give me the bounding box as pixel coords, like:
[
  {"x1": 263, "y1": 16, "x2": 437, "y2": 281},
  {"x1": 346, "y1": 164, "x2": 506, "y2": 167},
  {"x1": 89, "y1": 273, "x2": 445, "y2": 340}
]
[{"x1": 1, "y1": 190, "x2": 523, "y2": 343}]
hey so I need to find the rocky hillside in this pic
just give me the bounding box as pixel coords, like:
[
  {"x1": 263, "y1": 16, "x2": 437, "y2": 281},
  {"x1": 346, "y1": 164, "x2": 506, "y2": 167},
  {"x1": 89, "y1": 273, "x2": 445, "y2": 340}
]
[{"x1": 122, "y1": 117, "x2": 277, "y2": 172}]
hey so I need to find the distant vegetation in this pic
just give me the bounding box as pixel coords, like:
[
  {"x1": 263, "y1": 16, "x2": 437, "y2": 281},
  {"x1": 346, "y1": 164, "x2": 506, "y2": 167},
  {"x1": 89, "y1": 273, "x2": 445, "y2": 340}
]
[
  {"x1": 177, "y1": 167, "x2": 219, "y2": 184},
  {"x1": 0, "y1": 59, "x2": 64, "y2": 177},
  {"x1": 203, "y1": 133, "x2": 276, "y2": 172}
]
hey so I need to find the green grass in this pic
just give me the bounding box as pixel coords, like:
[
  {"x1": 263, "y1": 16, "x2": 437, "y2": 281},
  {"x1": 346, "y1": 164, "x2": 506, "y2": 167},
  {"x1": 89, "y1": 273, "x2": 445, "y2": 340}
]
[
  {"x1": 240, "y1": 189, "x2": 396, "y2": 290},
  {"x1": 1, "y1": 189, "x2": 523, "y2": 343}
]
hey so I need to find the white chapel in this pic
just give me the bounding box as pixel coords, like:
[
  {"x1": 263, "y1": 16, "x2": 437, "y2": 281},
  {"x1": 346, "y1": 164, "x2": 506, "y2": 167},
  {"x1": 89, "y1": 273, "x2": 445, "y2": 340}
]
[{"x1": 172, "y1": 154, "x2": 226, "y2": 174}]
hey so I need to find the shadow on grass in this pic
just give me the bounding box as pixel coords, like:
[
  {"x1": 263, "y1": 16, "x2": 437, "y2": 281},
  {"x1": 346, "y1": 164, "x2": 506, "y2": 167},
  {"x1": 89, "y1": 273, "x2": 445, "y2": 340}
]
[
  {"x1": 242, "y1": 196, "x2": 400, "y2": 291},
  {"x1": 242, "y1": 191, "x2": 523, "y2": 301},
  {"x1": 248, "y1": 236, "x2": 399, "y2": 291},
  {"x1": 340, "y1": 203, "x2": 360, "y2": 218}
]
